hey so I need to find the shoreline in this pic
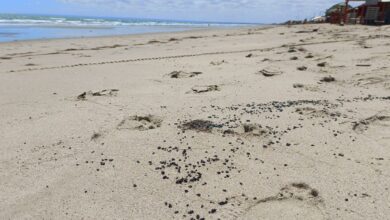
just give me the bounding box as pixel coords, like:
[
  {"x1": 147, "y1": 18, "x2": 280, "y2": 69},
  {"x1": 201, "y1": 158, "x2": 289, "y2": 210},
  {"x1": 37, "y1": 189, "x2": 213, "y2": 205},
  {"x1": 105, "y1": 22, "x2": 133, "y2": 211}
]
[
  {"x1": 0, "y1": 24, "x2": 272, "y2": 45},
  {"x1": 0, "y1": 25, "x2": 268, "y2": 43}
]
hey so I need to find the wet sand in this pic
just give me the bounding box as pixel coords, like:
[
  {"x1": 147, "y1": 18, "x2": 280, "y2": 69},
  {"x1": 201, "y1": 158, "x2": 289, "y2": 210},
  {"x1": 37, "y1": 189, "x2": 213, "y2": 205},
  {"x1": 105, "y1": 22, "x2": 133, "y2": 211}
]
[{"x1": 0, "y1": 24, "x2": 389, "y2": 219}]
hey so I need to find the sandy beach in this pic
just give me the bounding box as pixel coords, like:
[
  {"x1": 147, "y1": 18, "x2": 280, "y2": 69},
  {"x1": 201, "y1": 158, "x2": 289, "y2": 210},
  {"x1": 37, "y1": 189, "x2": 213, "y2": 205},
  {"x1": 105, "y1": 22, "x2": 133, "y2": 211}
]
[{"x1": 0, "y1": 24, "x2": 389, "y2": 219}]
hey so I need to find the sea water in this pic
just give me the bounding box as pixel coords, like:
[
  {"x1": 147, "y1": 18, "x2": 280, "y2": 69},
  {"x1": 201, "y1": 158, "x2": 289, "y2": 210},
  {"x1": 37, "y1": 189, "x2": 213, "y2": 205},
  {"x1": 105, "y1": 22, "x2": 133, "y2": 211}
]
[{"x1": 0, "y1": 14, "x2": 256, "y2": 42}]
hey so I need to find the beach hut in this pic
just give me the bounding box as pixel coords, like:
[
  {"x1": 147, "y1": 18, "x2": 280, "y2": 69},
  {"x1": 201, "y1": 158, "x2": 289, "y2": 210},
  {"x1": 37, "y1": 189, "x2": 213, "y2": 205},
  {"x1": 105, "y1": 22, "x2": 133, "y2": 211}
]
[
  {"x1": 344, "y1": 0, "x2": 390, "y2": 24},
  {"x1": 326, "y1": 2, "x2": 353, "y2": 23}
]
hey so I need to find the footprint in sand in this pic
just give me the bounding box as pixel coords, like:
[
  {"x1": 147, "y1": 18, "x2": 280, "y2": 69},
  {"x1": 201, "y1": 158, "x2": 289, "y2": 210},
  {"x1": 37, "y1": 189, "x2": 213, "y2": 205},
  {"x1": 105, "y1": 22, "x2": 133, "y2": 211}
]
[
  {"x1": 320, "y1": 76, "x2": 336, "y2": 83},
  {"x1": 221, "y1": 183, "x2": 325, "y2": 220},
  {"x1": 354, "y1": 75, "x2": 390, "y2": 90},
  {"x1": 179, "y1": 119, "x2": 272, "y2": 139},
  {"x1": 240, "y1": 124, "x2": 271, "y2": 137},
  {"x1": 167, "y1": 71, "x2": 202, "y2": 79},
  {"x1": 210, "y1": 60, "x2": 227, "y2": 66},
  {"x1": 293, "y1": 83, "x2": 304, "y2": 88},
  {"x1": 297, "y1": 66, "x2": 308, "y2": 71},
  {"x1": 352, "y1": 113, "x2": 390, "y2": 133},
  {"x1": 180, "y1": 119, "x2": 222, "y2": 132},
  {"x1": 352, "y1": 112, "x2": 390, "y2": 147},
  {"x1": 317, "y1": 62, "x2": 328, "y2": 67},
  {"x1": 223, "y1": 123, "x2": 272, "y2": 138},
  {"x1": 293, "y1": 83, "x2": 321, "y2": 92},
  {"x1": 257, "y1": 67, "x2": 283, "y2": 77},
  {"x1": 117, "y1": 115, "x2": 162, "y2": 131},
  {"x1": 240, "y1": 199, "x2": 324, "y2": 220},
  {"x1": 77, "y1": 89, "x2": 119, "y2": 100},
  {"x1": 190, "y1": 85, "x2": 220, "y2": 94},
  {"x1": 295, "y1": 107, "x2": 343, "y2": 119}
]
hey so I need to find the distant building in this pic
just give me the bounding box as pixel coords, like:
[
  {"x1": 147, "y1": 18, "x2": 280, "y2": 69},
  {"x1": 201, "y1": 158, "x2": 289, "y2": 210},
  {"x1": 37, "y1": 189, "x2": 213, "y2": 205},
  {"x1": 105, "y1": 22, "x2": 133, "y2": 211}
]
[
  {"x1": 353, "y1": 0, "x2": 390, "y2": 24},
  {"x1": 326, "y1": 2, "x2": 352, "y2": 24},
  {"x1": 312, "y1": 16, "x2": 326, "y2": 23},
  {"x1": 326, "y1": 0, "x2": 390, "y2": 24},
  {"x1": 346, "y1": 0, "x2": 390, "y2": 24}
]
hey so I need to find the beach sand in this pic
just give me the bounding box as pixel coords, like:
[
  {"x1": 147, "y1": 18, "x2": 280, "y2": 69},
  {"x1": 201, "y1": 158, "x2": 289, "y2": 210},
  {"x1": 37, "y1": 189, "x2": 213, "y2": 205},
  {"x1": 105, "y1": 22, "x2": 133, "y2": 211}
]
[{"x1": 0, "y1": 24, "x2": 389, "y2": 219}]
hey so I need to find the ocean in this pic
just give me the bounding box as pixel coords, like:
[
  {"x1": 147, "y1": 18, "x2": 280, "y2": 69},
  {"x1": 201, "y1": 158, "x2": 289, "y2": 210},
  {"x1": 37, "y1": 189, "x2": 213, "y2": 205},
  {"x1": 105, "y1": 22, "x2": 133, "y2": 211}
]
[{"x1": 0, "y1": 14, "x2": 256, "y2": 42}]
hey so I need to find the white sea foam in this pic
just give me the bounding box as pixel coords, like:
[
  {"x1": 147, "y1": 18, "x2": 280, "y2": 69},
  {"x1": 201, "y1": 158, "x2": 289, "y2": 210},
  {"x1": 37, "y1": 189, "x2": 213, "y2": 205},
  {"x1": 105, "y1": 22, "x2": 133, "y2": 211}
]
[{"x1": 0, "y1": 15, "x2": 254, "y2": 27}]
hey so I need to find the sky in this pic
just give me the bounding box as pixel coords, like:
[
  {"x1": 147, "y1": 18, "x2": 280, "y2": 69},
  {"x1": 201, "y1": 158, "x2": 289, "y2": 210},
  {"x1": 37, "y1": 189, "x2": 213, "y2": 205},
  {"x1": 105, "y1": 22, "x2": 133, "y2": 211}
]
[{"x1": 0, "y1": 0, "x2": 346, "y2": 23}]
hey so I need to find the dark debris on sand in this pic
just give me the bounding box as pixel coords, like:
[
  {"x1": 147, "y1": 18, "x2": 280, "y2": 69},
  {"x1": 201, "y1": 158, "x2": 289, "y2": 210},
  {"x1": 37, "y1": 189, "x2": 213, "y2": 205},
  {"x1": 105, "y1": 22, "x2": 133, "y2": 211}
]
[{"x1": 142, "y1": 95, "x2": 389, "y2": 219}]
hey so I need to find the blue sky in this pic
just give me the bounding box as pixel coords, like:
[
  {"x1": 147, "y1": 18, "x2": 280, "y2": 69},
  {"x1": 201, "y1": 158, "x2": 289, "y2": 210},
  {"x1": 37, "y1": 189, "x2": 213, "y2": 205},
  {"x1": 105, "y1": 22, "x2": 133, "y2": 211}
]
[{"x1": 1, "y1": 0, "x2": 344, "y2": 23}]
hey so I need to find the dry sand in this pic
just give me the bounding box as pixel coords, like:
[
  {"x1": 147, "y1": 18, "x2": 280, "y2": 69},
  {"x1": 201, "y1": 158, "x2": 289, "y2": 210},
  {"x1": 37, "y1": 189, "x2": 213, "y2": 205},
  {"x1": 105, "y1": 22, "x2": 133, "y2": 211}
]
[{"x1": 0, "y1": 24, "x2": 389, "y2": 219}]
